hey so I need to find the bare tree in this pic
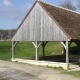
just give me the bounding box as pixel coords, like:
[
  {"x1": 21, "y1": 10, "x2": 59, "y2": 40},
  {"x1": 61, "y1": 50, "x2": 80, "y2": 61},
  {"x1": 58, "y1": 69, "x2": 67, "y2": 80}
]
[{"x1": 59, "y1": 0, "x2": 76, "y2": 11}]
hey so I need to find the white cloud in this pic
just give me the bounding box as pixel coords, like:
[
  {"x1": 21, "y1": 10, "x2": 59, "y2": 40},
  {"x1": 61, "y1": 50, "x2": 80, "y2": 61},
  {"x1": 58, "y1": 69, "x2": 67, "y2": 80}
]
[
  {"x1": 0, "y1": 1, "x2": 32, "y2": 21},
  {"x1": 3, "y1": 0, "x2": 13, "y2": 7}
]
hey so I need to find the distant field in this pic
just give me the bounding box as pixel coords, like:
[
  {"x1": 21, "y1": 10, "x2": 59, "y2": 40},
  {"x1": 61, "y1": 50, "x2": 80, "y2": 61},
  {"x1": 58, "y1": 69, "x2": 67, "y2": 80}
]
[{"x1": 0, "y1": 41, "x2": 77, "y2": 60}]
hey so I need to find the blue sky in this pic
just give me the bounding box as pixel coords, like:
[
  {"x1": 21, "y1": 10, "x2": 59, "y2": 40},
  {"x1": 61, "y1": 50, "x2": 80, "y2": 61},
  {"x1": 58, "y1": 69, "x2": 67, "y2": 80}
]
[{"x1": 0, "y1": 0, "x2": 78, "y2": 30}]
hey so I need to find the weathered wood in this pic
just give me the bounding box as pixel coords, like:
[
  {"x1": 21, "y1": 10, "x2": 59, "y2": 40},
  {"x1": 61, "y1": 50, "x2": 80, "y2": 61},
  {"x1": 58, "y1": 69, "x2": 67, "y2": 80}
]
[
  {"x1": 32, "y1": 42, "x2": 42, "y2": 61},
  {"x1": 13, "y1": 41, "x2": 18, "y2": 48},
  {"x1": 12, "y1": 41, "x2": 18, "y2": 59},
  {"x1": 66, "y1": 41, "x2": 69, "y2": 64},
  {"x1": 41, "y1": 42, "x2": 48, "y2": 56},
  {"x1": 12, "y1": 3, "x2": 69, "y2": 41},
  {"x1": 36, "y1": 42, "x2": 38, "y2": 61},
  {"x1": 61, "y1": 42, "x2": 66, "y2": 49}
]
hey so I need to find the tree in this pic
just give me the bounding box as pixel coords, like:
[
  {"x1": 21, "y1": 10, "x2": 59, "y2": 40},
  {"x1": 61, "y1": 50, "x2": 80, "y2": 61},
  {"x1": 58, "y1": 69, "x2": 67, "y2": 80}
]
[
  {"x1": 59, "y1": 0, "x2": 76, "y2": 11},
  {"x1": 0, "y1": 29, "x2": 16, "y2": 40}
]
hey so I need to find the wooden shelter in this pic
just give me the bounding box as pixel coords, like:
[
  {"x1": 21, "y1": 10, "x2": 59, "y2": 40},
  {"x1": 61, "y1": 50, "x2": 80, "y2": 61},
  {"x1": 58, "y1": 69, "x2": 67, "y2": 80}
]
[{"x1": 12, "y1": 0, "x2": 80, "y2": 69}]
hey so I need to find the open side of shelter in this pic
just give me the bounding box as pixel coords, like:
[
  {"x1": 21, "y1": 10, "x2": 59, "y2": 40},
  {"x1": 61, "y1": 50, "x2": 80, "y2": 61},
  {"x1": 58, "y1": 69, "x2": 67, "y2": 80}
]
[{"x1": 11, "y1": 0, "x2": 80, "y2": 70}]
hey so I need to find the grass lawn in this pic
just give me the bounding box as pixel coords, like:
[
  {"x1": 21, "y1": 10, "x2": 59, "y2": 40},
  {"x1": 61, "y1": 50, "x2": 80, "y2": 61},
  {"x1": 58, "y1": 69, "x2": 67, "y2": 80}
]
[
  {"x1": 0, "y1": 41, "x2": 80, "y2": 77},
  {"x1": 0, "y1": 41, "x2": 77, "y2": 60},
  {"x1": 0, "y1": 41, "x2": 64, "y2": 60},
  {"x1": 63, "y1": 70, "x2": 80, "y2": 78}
]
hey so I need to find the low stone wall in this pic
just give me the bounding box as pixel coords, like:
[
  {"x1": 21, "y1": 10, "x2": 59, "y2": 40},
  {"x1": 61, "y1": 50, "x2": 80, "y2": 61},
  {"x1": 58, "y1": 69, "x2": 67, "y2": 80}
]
[{"x1": 11, "y1": 58, "x2": 69, "y2": 70}]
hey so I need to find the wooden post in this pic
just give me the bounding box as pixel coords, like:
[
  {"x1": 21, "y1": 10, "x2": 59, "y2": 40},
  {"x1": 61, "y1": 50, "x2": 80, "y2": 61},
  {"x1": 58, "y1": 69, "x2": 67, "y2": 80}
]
[
  {"x1": 12, "y1": 41, "x2": 15, "y2": 59},
  {"x1": 32, "y1": 42, "x2": 42, "y2": 61},
  {"x1": 66, "y1": 41, "x2": 69, "y2": 63},
  {"x1": 77, "y1": 42, "x2": 80, "y2": 66},
  {"x1": 36, "y1": 41, "x2": 38, "y2": 61},
  {"x1": 42, "y1": 42, "x2": 45, "y2": 57},
  {"x1": 66, "y1": 41, "x2": 69, "y2": 70},
  {"x1": 41, "y1": 42, "x2": 48, "y2": 57},
  {"x1": 12, "y1": 41, "x2": 18, "y2": 59}
]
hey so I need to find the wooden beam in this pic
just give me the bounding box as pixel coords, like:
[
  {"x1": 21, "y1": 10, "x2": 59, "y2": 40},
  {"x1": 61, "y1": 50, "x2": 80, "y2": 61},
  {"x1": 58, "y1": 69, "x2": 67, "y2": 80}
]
[
  {"x1": 41, "y1": 42, "x2": 48, "y2": 57},
  {"x1": 13, "y1": 41, "x2": 18, "y2": 48},
  {"x1": 36, "y1": 42, "x2": 38, "y2": 61},
  {"x1": 42, "y1": 42, "x2": 45, "y2": 56},
  {"x1": 12, "y1": 41, "x2": 18, "y2": 59},
  {"x1": 32, "y1": 41, "x2": 42, "y2": 61},
  {"x1": 65, "y1": 41, "x2": 70, "y2": 70},
  {"x1": 66, "y1": 41, "x2": 69, "y2": 64},
  {"x1": 61, "y1": 42, "x2": 66, "y2": 49}
]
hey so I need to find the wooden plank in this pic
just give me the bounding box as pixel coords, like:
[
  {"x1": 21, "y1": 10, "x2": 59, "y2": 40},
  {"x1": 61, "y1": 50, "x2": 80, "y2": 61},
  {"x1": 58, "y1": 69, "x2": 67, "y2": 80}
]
[
  {"x1": 66, "y1": 41, "x2": 69, "y2": 63},
  {"x1": 12, "y1": 3, "x2": 69, "y2": 41}
]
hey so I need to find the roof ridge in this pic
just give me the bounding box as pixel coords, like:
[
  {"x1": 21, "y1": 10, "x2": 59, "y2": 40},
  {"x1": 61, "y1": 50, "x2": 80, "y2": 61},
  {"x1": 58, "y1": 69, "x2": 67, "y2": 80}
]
[{"x1": 39, "y1": 0, "x2": 80, "y2": 15}]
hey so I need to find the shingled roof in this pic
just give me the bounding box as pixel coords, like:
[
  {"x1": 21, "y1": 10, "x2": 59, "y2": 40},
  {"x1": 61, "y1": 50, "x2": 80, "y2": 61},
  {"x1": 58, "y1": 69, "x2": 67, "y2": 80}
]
[{"x1": 38, "y1": 1, "x2": 80, "y2": 41}]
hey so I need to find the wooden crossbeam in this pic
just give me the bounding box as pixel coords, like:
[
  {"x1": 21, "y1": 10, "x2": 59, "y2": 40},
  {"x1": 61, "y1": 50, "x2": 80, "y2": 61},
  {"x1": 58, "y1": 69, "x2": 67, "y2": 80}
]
[
  {"x1": 41, "y1": 41, "x2": 48, "y2": 56},
  {"x1": 32, "y1": 41, "x2": 42, "y2": 61},
  {"x1": 61, "y1": 42, "x2": 66, "y2": 49},
  {"x1": 12, "y1": 41, "x2": 18, "y2": 59}
]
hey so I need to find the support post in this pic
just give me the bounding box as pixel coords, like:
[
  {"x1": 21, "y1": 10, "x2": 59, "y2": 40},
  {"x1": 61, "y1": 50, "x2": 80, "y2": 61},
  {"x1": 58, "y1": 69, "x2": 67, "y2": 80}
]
[
  {"x1": 77, "y1": 42, "x2": 80, "y2": 66},
  {"x1": 42, "y1": 42, "x2": 45, "y2": 57},
  {"x1": 32, "y1": 41, "x2": 42, "y2": 61},
  {"x1": 12, "y1": 41, "x2": 15, "y2": 59},
  {"x1": 66, "y1": 41, "x2": 69, "y2": 63},
  {"x1": 12, "y1": 41, "x2": 18, "y2": 59},
  {"x1": 41, "y1": 42, "x2": 48, "y2": 57},
  {"x1": 66, "y1": 41, "x2": 69, "y2": 70},
  {"x1": 36, "y1": 42, "x2": 38, "y2": 61}
]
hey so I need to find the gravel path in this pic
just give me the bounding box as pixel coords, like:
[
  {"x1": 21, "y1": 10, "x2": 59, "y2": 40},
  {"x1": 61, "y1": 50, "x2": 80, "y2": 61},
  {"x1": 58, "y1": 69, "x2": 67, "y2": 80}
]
[{"x1": 0, "y1": 60, "x2": 80, "y2": 80}]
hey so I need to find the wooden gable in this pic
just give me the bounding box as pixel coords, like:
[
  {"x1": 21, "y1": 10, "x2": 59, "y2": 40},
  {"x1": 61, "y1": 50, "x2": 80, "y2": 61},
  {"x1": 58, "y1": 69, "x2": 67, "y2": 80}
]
[{"x1": 12, "y1": 2, "x2": 69, "y2": 41}]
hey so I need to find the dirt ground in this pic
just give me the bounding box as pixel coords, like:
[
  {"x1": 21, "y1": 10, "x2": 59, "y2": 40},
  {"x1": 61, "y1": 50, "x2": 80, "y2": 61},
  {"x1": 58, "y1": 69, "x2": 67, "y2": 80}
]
[{"x1": 0, "y1": 60, "x2": 80, "y2": 80}]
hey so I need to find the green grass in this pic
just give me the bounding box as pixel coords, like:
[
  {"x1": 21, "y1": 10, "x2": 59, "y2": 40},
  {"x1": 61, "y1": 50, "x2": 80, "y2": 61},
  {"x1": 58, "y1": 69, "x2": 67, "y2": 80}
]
[
  {"x1": 0, "y1": 41, "x2": 12, "y2": 60},
  {"x1": 46, "y1": 65, "x2": 80, "y2": 78},
  {"x1": 0, "y1": 41, "x2": 80, "y2": 78},
  {"x1": 0, "y1": 41, "x2": 78, "y2": 60},
  {"x1": 63, "y1": 70, "x2": 80, "y2": 78},
  {"x1": 0, "y1": 41, "x2": 63, "y2": 60}
]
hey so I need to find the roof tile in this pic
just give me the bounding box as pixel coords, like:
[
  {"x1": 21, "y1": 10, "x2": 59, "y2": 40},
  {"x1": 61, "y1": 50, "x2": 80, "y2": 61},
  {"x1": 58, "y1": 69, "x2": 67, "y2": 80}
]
[{"x1": 39, "y1": 1, "x2": 80, "y2": 41}]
